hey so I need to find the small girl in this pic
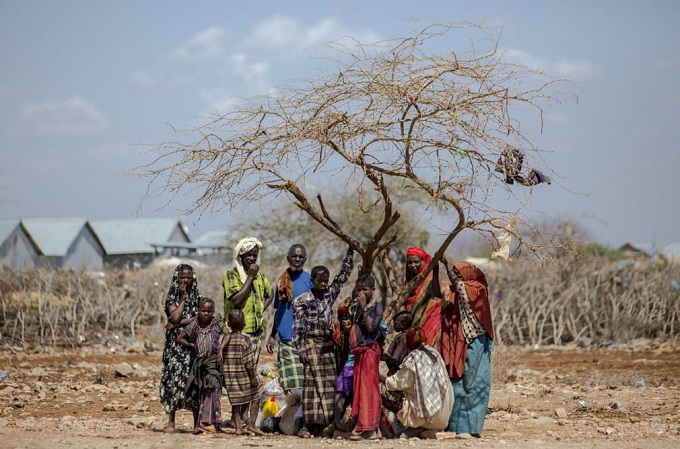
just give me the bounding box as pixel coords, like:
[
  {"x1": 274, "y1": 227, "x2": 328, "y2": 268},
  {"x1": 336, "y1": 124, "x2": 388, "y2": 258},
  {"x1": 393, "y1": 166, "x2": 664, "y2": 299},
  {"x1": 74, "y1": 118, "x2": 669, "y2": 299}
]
[
  {"x1": 340, "y1": 274, "x2": 384, "y2": 440},
  {"x1": 219, "y1": 308, "x2": 264, "y2": 435},
  {"x1": 177, "y1": 297, "x2": 228, "y2": 434}
]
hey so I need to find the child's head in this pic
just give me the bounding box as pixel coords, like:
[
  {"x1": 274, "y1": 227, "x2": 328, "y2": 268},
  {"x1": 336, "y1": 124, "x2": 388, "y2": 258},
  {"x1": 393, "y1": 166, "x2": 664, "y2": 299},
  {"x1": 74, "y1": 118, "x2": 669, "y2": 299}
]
[
  {"x1": 228, "y1": 308, "x2": 246, "y2": 332},
  {"x1": 310, "y1": 265, "x2": 330, "y2": 294},
  {"x1": 197, "y1": 297, "x2": 215, "y2": 323},
  {"x1": 393, "y1": 310, "x2": 413, "y2": 332},
  {"x1": 405, "y1": 326, "x2": 426, "y2": 350},
  {"x1": 354, "y1": 273, "x2": 376, "y2": 301}
]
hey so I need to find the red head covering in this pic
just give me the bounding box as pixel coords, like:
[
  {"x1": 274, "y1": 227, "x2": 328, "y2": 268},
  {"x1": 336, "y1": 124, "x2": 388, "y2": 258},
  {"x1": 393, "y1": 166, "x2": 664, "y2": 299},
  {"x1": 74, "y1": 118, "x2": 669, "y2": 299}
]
[
  {"x1": 405, "y1": 327, "x2": 427, "y2": 350},
  {"x1": 440, "y1": 261, "x2": 494, "y2": 379},
  {"x1": 404, "y1": 247, "x2": 433, "y2": 308}
]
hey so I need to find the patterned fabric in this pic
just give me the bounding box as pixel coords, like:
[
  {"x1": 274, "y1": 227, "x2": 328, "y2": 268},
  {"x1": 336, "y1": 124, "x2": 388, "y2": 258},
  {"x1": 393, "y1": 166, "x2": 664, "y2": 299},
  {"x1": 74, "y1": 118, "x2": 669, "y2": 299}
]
[
  {"x1": 249, "y1": 331, "x2": 264, "y2": 368},
  {"x1": 185, "y1": 354, "x2": 224, "y2": 429},
  {"x1": 439, "y1": 261, "x2": 494, "y2": 379},
  {"x1": 385, "y1": 345, "x2": 453, "y2": 430},
  {"x1": 223, "y1": 332, "x2": 263, "y2": 406},
  {"x1": 351, "y1": 342, "x2": 381, "y2": 432},
  {"x1": 301, "y1": 330, "x2": 337, "y2": 426},
  {"x1": 292, "y1": 249, "x2": 354, "y2": 359},
  {"x1": 350, "y1": 302, "x2": 383, "y2": 348},
  {"x1": 223, "y1": 267, "x2": 272, "y2": 334},
  {"x1": 402, "y1": 247, "x2": 447, "y2": 348},
  {"x1": 159, "y1": 264, "x2": 201, "y2": 413},
  {"x1": 399, "y1": 345, "x2": 450, "y2": 424},
  {"x1": 183, "y1": 316, "x2": 226, "y2": 358},
  {"x1": 453, "y1": 277, "x2": 487, "y2": 343},
  {"x1": 277, "y1": 339, "x2": 304, "y2": 390},
  {"x1": 448, "y1": 333, "x2": 493, "y2": 434}
]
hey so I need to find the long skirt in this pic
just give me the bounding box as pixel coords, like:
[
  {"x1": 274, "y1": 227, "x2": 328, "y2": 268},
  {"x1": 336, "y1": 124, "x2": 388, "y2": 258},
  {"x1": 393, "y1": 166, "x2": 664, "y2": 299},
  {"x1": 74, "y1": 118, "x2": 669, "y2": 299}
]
[
  {"x1": 447, "y1": 333, "x2": 493, "y2": 435},
  {"x1": 301, "y1": 331, "x2": 337, "y2": 426},
  {"x1": 351, "y1": 342, "x2": 381, "y2": 432}
]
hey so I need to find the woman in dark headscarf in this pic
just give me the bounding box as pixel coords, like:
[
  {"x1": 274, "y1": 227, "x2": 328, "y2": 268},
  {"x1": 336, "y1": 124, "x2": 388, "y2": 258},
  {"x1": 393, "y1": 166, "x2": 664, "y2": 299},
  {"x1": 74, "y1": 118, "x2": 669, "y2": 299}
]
[
  {"x1": 439, "y1": 259, "x2": 494, "y2": 438},
  {"x1": 159, "y1": 263, "x2": 202, "y2": 432}
]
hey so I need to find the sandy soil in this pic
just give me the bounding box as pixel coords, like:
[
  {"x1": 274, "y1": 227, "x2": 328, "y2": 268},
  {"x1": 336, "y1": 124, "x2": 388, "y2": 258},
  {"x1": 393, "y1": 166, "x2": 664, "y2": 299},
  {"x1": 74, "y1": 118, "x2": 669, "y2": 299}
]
[{"x1": 1, "y1": 339, "x2": 679, "y2": 449}]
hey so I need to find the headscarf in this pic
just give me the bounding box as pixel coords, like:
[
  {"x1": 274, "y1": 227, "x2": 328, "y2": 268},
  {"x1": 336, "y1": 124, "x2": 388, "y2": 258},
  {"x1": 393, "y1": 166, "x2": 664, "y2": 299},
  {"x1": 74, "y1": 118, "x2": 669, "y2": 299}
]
[
  {"x1": 164, "y1": 263, "x2": 201, "y2": 318},
  {"x1": 233, "y1": 237, "x2": 263, "y2": 283},
  {"x1": 404, "y1": 246, "x2": 433, "y2": 306},
  {"x1": 405, "y1": 326, "x2": 427, "y2": 351},
  {"x1": 440, "y1": 261, "x2": 494, "y2": 379}
]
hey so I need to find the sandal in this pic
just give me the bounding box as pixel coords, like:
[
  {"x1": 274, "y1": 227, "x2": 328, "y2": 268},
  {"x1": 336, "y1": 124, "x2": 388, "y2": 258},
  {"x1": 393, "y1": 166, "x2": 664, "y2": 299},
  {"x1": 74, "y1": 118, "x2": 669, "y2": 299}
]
[{"x1": 321, "y1": 423, "x2": 337, "y2": 437}]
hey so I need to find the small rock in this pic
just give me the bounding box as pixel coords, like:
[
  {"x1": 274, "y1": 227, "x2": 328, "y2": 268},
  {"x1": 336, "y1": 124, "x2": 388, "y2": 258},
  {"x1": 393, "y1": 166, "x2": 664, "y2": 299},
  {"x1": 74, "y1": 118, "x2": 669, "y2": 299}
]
[
  {"x1": 114, "y1": 363, "x2": 135, "y2": 378},
  {"x1": 555, "y1": 408, "x2": 568, "y2": 419}
]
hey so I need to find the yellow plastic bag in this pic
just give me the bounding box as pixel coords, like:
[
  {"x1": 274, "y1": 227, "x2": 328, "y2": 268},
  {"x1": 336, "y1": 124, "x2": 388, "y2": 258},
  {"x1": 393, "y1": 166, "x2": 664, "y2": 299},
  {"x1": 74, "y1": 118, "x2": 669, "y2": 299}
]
[{"x1": 262, "y1": 396, "x2": 279, "y2": 418}]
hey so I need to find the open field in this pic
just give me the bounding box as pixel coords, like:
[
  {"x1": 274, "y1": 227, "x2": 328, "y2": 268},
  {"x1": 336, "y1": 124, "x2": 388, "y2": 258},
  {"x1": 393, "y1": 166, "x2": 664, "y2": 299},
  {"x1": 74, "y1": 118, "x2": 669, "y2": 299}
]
[{"x1": 1, "y1": 339, "x2": 679, "y2": 448}]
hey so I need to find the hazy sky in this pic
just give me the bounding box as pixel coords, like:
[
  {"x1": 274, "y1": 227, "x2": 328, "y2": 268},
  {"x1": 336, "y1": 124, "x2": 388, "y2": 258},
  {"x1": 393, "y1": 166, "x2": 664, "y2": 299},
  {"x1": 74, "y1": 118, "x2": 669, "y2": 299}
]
[{"x1": 1, "y1": 1, "x2": 679, "y2": 249}]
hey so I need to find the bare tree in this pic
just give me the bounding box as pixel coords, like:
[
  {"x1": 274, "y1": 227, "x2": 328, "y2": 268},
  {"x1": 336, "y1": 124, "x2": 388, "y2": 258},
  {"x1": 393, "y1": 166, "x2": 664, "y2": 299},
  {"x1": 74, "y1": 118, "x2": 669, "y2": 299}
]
[{"x1": 134, "y1": 23, "x2": 573, "y2": 314}]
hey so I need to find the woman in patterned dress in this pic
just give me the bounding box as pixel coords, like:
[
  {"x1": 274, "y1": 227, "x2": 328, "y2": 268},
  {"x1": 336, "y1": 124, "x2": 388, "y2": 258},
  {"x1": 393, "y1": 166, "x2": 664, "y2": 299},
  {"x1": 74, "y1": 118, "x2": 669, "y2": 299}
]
[{"x1": 159, "y1": 263, "x2": 201, "y2": 432}]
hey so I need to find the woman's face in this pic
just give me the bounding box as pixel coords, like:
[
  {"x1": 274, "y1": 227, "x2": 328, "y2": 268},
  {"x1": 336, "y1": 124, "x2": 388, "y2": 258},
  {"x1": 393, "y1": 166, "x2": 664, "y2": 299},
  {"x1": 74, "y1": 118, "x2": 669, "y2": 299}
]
[
  {"x1": 178, "y1": 269, "x2": 193, "y2": 290},
  {"x1": 406, "y1": 255, "x2": 423, "y2": 276}
]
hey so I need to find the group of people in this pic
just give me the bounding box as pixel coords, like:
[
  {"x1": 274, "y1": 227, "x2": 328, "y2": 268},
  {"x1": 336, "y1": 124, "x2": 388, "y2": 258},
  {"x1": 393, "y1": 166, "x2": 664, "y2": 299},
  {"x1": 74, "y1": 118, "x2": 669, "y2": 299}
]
[{"x1": 158, "y1": 237, "x2": 495, "y2": 440}]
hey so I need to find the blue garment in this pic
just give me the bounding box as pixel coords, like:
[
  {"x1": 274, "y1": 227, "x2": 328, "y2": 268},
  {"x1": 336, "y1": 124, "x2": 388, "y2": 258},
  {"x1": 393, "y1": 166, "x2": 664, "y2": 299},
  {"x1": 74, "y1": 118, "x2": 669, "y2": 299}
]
[
  {"x1": 447, "y1": 333, "x2": 493, "y2": 435},
  {"x1": 273, "y1": 270, "x2": 312, "y2": 342}
]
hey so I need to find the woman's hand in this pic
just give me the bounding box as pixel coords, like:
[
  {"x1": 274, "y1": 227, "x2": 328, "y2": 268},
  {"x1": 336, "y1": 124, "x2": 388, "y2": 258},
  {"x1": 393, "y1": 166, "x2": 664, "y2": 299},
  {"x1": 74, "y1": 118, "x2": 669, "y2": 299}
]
[{"x1": 165, "y1": 322, "x2": 176, "y2": 333}]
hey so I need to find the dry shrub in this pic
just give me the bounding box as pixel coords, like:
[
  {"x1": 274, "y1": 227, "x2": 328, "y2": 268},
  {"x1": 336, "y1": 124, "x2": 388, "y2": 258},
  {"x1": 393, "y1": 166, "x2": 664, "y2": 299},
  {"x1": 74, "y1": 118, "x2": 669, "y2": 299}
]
[
  {"x1": 1, "y1": 255, "x2": 678, "y2": 348},
  {"x1": 489, "y1": 256, "x2": 680, "y2": 346}
]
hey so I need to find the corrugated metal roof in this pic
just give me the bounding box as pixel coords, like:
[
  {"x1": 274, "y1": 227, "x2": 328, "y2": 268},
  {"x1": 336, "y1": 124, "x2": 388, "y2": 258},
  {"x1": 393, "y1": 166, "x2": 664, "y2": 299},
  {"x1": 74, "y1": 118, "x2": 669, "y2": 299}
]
[
  {"x1": 89, "y1": 218, "x2": 189, "y2": 254},
  {"x1": 662, "y1": 243, "x2": 680, "y2": 260},
  {"x1": 22, "y1": 218, "x2": 89, "y2": 256},
  {"x1": 0, "y1": 219, "x2": 21, "y2": 244},
  {"x1": 193, "y1": 230, "x2": 231, "y2": 247}
]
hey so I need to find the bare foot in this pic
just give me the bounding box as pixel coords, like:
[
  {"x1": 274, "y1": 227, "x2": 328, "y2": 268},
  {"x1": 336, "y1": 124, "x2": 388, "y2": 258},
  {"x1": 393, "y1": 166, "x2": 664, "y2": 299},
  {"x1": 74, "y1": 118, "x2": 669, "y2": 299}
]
[{"x1": 248, "y1": 425, "x2": 265, "y2": 436}]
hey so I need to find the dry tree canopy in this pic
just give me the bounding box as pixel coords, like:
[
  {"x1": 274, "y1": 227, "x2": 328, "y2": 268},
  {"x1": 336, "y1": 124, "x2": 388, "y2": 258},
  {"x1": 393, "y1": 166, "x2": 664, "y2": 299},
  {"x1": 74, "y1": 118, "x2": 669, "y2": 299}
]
[{"x1": 135, "y1": 23, "x2": 574, "y2": 303}]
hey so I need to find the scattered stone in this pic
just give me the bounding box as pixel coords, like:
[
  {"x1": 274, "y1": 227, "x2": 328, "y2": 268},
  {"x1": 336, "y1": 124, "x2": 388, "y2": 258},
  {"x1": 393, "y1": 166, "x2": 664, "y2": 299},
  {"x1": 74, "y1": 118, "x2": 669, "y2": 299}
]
[
  {"x1": 115, "y1": 363, "x2": 135, "y2": 378},
  {"x1": 555, "y1": 408, "x2": 568, "y2": 419},
  {"x1": 103, "y1": 401, "x2": 129, "y2": 411}
]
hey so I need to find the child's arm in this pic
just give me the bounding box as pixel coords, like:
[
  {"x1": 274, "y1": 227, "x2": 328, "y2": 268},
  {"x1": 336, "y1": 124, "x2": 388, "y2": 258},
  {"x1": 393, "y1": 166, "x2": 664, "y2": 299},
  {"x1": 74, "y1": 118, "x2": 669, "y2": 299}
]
[
  {"x1": 217, "y1": 331, "x2": 231, "y2": 365},
  {"x1": 177, "y1": 329, "x2": 193, "y2": 349}
]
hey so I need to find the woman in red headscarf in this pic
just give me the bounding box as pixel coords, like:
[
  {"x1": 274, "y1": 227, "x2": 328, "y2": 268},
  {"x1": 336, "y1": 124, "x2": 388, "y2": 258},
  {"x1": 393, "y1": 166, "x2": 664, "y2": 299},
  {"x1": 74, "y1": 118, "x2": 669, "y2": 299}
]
[{"x1": 401, "y1": 247, "x2": 448, "y2": 347}]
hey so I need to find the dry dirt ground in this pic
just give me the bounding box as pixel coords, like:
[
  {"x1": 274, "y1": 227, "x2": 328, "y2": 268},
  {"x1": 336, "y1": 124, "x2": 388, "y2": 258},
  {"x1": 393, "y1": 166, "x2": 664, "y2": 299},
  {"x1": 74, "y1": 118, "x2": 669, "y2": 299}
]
[{"x1": 1, "y1": 339, "x2": 679, "y2": 449}]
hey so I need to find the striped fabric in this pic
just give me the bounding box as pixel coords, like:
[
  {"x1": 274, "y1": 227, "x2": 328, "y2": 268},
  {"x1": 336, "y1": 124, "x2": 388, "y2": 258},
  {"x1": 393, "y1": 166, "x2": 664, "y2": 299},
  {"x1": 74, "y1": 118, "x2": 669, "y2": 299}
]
[{"x1": 223, "y1": 332, "x2": 263, "y2": 406}]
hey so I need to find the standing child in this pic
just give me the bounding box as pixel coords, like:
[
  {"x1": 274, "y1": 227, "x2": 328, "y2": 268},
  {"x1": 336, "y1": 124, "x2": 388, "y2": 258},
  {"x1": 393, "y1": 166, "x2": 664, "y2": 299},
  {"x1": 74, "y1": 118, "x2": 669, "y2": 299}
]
[
  {"x1": 177, "y1": 297, "x2": 228, "y2": 434},
  {"x1": 292, "y1": 247, "x2": 354, "y2": 438},
  {"x1": 321, "y1": 293, "x2": 356, "y2": 437},
  {"x1": 341, "y1": 274, "x2": 384, "y2": 440},
  {"x1": 219, "y1": 308, "x2": 264, "y2": 436}
]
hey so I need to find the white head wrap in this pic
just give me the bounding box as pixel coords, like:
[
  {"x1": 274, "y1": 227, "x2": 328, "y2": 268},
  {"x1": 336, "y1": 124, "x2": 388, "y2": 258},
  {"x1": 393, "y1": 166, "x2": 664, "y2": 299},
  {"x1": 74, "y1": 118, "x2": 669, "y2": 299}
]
[{"x1": 233, "y1": 237, "x2": 263, "y2": 283}]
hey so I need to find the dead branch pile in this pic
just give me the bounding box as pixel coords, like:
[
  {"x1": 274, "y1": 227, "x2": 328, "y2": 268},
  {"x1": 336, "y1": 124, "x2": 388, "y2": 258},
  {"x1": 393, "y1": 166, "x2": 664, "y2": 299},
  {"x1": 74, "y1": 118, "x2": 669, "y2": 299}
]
[
  {"x1": 0, "y1": 257, "x2": 677, "y2": 347},
  {"x1": 489, "y1": 258, "x2": 680, "y2": 345}
]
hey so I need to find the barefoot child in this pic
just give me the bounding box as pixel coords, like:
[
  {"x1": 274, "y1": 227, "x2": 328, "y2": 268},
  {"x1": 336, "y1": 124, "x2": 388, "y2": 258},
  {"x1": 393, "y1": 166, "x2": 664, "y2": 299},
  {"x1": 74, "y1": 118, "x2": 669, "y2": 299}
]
[
  {"x1": 382, "y1": 310, "x2": 413, "y2": 376},
  {"x1": 292, "y1": 247, "x2": 354, "y2": 437},
  {"x1": 341, "y1": 274, "x2": 384, "y2": 440},
  {"x1": 219, "y1": 308, "x2": 263, "y2": 435},
  {"x1": 177, "y1": 297, "x2": 228, "y2": 434}
]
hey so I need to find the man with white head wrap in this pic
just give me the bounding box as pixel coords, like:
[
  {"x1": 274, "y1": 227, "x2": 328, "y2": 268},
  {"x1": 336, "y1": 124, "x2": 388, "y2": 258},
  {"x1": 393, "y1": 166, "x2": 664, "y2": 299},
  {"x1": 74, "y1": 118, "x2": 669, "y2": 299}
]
[{"x1": 223, "y1": 237, "x2": 272, "y2": 366}]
